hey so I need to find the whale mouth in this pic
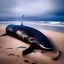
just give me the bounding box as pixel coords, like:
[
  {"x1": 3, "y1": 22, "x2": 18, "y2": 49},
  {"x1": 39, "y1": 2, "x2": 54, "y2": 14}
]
[{"x1": 39, "y1": 44, "x2": 53, "y2": 50}]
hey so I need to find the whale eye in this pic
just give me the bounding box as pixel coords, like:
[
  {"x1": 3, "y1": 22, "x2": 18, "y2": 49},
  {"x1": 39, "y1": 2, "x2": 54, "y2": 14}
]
[{"x1": 28, "y1": 37, "x2": 35, "y2": 43}]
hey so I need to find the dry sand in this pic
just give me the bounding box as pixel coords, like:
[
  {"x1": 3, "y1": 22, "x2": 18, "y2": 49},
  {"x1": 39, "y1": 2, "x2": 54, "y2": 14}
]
[{"x1": 0, "y1": 25, "x2": 64, "y2": 64}]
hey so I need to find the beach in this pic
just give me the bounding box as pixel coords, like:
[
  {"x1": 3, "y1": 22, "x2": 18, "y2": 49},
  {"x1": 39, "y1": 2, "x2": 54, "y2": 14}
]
[{"x1": 0, "y1": 25, "x2": 64, "y2": 64}]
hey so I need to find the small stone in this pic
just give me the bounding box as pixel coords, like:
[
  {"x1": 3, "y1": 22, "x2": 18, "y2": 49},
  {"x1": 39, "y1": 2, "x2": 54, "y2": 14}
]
[
  {"x1": 41, "y1": 50, "x2": 44, "y2": 53},
  {"x1": 17, "y1": 55, "x2": 20, "y2": 57}
]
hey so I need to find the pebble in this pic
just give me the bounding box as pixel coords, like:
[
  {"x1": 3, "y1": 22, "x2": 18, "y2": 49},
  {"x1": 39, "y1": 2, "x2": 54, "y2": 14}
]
[
  {"x1": 17, "y1": 55, "x2": 20, "y2": 57},
  {"x1": 41, "y1": 50, "x2": 44, "y2": 53}
]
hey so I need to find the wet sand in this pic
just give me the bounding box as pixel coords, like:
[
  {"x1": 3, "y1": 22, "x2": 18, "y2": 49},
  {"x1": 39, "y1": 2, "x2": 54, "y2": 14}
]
[{"x1": 0, "y1": 25, "x2": 64, "y2": 64}]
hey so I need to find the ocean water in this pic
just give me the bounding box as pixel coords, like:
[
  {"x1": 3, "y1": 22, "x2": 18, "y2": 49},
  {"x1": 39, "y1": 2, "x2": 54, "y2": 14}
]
[
  {"x1": 0, "y1": 21, "x2": 64, "y2": 32},
  {"x1": 0, "y1": 21, "x2": 64, "y2": 25}
]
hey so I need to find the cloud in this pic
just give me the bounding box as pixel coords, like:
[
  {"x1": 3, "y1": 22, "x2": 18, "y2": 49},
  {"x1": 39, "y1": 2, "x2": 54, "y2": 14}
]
[{"x1": 0, "y1": 0, "x2": 64, "y2": 18}]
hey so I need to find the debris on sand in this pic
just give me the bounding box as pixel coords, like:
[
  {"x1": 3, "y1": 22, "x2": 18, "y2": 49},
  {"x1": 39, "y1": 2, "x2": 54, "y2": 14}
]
[
  {"x1": 24, "y1": 60, "x2": 29, "y2": 63},
  {"x1": 52, "y1": 51, "x2": 61, "y2": 60},
  {"x1": 41, "y1": 50, "x2": 44, "y2": 53},
  {"x1": 6, "y1": 48, "x2": 13, "y2": 49},
  {"x1": 0, "y1": 47, "x2": 2, "y2": 48},
  {"x1": 8, "y1": 54, "x2": 16, "y2": 56},
  {"x1": 16, "y1": 46, "x2": 26, "y2": 49}
]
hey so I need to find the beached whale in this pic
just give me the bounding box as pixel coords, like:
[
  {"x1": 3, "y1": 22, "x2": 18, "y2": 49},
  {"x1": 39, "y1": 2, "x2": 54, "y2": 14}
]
[
  {"x1": 0, "y1": 15, "x2": 61, "y2": 60},
  {"x1": 0, "y1": 24, "x2": 61, "y2": 57}
]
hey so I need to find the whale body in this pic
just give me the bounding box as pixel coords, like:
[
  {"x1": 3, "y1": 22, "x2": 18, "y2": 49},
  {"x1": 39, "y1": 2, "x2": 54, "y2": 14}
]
[{"x1": 1, "y1": 24, "x2": 55, "y2": 55}]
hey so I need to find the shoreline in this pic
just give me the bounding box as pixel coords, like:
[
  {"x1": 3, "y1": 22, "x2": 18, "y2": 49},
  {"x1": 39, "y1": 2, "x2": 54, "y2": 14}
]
[{"x1": 0, "y1": 22, "x2": 64, "y2": 33}]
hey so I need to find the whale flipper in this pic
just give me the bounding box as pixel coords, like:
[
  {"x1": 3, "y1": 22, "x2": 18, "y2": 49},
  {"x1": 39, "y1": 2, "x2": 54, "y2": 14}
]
[
  {"x1": 22, "y1": 43, "x2": 36, "y2": 55},
  {"x1": 0, "y1": 33, "x2": 7, "y2": 37}
]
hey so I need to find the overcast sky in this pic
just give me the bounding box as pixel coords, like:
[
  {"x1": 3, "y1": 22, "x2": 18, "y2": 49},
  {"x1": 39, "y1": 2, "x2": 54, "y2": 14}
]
[{"x1": 0, "y1": 0, "x2": 64, "y2": 20}]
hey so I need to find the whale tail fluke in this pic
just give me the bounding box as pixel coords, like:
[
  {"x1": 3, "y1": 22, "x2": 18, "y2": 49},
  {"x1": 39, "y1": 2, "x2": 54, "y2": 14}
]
[{"x1": 0, "y1": 33, "x2": 7, "y2": 37}]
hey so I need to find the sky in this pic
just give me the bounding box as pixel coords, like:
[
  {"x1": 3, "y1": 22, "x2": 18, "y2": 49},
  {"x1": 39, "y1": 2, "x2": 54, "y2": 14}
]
[{"x1": 0, "y1": 0, "x2": 64, "y2": 21}]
